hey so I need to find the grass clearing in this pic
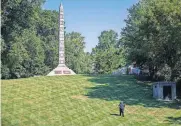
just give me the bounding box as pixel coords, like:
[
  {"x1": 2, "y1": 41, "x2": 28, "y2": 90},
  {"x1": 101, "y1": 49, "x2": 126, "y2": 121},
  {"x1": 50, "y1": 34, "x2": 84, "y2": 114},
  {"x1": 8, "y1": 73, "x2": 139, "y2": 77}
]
[{"x1": 2, "y1": 75, "x2": 181, "y2": 126}]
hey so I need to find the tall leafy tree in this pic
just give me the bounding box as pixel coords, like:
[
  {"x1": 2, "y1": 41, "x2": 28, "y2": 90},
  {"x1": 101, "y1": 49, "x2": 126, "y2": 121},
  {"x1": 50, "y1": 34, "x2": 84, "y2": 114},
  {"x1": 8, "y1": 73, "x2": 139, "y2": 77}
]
[
  {"x1": 65, "y1": 32, "x2": 92, "y2": 74},
  {"x1": 4, "y1": 29, "x2": 47, "y2": 78},
  {"x1": 121, "y1": 0, "x2": 181, "y2": 81},
  {"x1": 1, "y1": 0, "x2": 45, "y2": 79},
  {"x1": 92, "y1": 30, "x2": 126, "y2": 74},
  {"x1": 36, "y1": 10, "x2": 59, "y2": 70}
]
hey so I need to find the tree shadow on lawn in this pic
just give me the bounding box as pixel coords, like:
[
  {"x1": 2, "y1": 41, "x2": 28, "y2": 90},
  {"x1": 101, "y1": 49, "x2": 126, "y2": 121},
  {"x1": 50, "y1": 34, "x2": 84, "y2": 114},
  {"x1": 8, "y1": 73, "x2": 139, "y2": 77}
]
[
  {"x1": 85, "y1": 75, "x2": 180, "y2": 109},
  {"x1": 165, "y1": 117, "x2": 181, "y2": 125}
]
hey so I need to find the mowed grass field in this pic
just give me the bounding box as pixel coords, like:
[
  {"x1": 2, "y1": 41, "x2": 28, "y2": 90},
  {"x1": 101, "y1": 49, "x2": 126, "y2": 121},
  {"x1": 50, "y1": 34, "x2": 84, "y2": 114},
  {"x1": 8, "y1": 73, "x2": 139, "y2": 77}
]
[{"x1": 2, "y1": 75, "x2": 181, "y2": 126}]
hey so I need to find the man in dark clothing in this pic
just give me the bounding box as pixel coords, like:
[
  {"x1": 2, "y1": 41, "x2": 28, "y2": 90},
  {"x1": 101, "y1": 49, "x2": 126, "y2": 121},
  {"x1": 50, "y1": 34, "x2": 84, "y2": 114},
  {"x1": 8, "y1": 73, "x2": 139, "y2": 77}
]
[{"x1": 118, "y1": 101, "x2": 125, "y2": 117}]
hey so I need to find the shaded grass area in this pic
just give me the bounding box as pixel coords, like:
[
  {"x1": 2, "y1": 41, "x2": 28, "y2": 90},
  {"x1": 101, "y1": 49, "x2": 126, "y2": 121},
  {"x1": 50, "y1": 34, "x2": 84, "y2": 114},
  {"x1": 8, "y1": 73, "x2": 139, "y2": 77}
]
[
  {"x1": 86, "y1": 75, "x2": 180, "y2": 109},
  {"x1": 2, "y1": 75, "x2": 181, "y2": 126},
  {"x1": 166, "y1": 117, "x2": 181, "y2": 125}
]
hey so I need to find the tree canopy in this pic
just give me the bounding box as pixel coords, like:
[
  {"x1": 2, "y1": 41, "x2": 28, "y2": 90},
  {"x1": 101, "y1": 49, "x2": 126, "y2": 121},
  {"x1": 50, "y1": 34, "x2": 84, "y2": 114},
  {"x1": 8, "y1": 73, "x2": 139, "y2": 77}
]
[
  {"x1": 92, "y1": 30, "x2": 126, "y2": 74},
  {"x1": 1, "y1": 0, "x2": 93, "y2": 79},
  {"x1": 121, "y1": 0, "x2": 181, "y2": 81}
]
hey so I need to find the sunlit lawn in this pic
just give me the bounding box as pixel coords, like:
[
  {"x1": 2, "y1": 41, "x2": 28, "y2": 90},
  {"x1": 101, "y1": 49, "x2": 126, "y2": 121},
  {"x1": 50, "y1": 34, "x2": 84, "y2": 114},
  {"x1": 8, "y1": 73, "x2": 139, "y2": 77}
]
[{"x1": 2, "y1": 75, "x2": 181, "y2": 126}]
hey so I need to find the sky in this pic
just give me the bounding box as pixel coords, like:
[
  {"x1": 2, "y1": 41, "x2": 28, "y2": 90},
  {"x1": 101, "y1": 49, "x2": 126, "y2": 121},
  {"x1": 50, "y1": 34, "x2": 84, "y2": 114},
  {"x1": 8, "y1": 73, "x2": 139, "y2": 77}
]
[{"x1": 43, "y1": 0, "x2": 139, "y2": 52}]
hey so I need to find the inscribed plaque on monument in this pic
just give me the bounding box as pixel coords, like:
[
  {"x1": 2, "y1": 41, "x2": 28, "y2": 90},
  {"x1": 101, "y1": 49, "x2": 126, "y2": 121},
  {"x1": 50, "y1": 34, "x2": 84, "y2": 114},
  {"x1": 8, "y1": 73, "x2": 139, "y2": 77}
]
[
  {"x1": 55, "y1": 71, "x2": 62, "y2": 74},
  {"x1": 63, "y1": 70, "x2": 71, "y2": 74}
]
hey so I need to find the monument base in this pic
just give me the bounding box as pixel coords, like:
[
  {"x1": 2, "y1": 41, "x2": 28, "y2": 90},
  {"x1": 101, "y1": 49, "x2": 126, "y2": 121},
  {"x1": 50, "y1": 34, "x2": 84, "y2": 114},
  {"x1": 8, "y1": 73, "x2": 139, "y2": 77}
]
[{"x1": 47, "y1": 64, "x2": 76, "y2": 76}]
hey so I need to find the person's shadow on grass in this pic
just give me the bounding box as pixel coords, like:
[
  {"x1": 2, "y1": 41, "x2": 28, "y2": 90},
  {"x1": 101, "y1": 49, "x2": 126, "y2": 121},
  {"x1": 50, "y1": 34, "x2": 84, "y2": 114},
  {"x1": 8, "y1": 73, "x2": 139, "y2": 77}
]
[{"x1": 110, "y1": 113, "x2": 120, "y2": 116}]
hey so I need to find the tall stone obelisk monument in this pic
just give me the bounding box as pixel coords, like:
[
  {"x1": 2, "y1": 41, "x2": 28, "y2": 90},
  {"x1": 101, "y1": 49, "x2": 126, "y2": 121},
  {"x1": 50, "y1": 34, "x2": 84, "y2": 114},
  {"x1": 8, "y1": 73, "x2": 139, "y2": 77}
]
[{"x1": 47, "y1": 3, "x2": 76, "y2": 76}]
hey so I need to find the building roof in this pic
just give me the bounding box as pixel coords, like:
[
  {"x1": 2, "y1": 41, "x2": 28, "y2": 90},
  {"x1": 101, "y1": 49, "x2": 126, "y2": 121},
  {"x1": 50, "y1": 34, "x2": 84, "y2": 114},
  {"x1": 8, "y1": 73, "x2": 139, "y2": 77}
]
[{"x1": 153, "y1": 82, "x2": 176, "y2": 86}]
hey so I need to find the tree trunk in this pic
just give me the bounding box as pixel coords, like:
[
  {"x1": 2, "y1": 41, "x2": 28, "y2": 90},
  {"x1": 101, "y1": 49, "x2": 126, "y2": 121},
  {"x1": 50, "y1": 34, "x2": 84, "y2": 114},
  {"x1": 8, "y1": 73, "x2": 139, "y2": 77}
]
[
  {"x1": 149, "y1": 66, "x2": 154, "y2": 81},
  {"x1": 170, "y1": 69, "x2": 175, "y2": 81},
  {"x1": 149, "y1": 65, "x2": 158, "y2": 81}
]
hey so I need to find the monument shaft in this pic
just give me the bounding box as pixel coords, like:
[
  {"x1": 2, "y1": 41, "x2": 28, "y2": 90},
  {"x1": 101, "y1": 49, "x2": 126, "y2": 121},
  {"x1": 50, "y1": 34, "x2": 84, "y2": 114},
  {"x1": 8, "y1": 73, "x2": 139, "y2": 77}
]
[
  {"x1": 47, "y1": 3, "x2": 75, "y2": 76},
  {"x1": 59, "y1": 5, "x2": 65, "y2": 65}
]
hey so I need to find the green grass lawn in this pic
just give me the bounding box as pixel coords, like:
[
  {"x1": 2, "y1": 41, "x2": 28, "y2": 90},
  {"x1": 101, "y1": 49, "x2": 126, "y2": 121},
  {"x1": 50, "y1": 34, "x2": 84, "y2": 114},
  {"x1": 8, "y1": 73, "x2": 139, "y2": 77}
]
[{"x1": 2, "y1": 75, "x2": 181, "y2": 126}]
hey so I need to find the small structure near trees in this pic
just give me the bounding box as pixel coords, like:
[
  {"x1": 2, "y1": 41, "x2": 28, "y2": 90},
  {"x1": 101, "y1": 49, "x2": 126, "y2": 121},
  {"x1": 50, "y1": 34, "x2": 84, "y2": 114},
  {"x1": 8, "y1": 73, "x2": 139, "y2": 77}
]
[{"x1": 153, "y1": 82, "x2": 176, "y2": 100}]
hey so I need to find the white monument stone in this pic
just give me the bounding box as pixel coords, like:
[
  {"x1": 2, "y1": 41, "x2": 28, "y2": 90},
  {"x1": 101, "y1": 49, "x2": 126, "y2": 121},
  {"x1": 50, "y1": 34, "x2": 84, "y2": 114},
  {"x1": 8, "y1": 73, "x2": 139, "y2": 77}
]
[{"x1": 47, "y1": 3, "x2": 76, "y2": 76}]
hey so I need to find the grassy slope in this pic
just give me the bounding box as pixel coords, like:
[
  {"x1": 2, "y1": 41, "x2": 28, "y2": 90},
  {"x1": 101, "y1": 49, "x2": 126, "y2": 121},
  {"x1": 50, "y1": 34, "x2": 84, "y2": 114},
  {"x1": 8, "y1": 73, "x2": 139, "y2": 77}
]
[{"x1": 2, "y1": 75, "x2": 181, "y2": 126}]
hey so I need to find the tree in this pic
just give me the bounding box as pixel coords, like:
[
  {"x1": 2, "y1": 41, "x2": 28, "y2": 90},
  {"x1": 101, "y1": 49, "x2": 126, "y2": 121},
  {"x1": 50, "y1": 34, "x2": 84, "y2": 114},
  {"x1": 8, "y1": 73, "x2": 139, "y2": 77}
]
[
  {"x1": 121, "y1": 0, "x2": 181, "y2": 81},
  {"x1": 65, "y1": 32, "x2": 92, "y2": 74},
  {"x1": 5, "y1": 29, "x2": 48, "y2": 78},
  {"x1": 1, "y1": 0, "x2": 46, "y2": 79},
  {"x1": 36, "y1": 10, "x2": 59, "y2": 70},
  {"x1": 92, "y1": 30, "x2": 126, "y2": 74}
]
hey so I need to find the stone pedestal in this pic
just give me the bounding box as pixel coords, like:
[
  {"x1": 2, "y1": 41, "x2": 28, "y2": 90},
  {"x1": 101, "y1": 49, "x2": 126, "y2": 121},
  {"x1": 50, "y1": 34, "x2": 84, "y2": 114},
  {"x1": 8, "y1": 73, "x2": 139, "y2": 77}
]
[{"x1": 47, "y1": 64, "x2": 75, "y2": 76}]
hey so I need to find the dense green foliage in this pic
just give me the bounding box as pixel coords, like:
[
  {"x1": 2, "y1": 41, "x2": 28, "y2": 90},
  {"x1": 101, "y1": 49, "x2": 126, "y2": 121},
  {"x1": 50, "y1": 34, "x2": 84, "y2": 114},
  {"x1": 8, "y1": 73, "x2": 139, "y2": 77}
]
[
  {"x1": 65, "y1": 32, "x2": 93, "y2": 74},
  {"x1": 121, "y1": 0, "x2": 181, "y2": 82},
  {"x1": 2, "y1": 0, "x2": 46, "y2": 79},
  {"x1": 92, "y1": 30, "x2": 126, "y2": 74},
  {"x1": 1, "y1": 0, "x2": 93, "y2": 79}
]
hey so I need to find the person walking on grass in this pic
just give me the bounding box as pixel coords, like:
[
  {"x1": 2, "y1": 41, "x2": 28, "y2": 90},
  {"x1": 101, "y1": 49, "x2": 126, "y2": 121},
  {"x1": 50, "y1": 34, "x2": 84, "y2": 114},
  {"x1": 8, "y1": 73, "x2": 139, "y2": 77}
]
[{"x1": 119, "y1": 101, "x2": 125, "y2": 117}]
